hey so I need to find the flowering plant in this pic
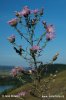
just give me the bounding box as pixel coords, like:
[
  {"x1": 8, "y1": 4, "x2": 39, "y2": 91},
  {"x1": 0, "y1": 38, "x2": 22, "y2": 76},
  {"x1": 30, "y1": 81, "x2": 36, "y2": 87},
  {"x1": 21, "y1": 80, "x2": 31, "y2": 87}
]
[{"x1": 7, "y1": 6, "x2": 59, "y2": 99}]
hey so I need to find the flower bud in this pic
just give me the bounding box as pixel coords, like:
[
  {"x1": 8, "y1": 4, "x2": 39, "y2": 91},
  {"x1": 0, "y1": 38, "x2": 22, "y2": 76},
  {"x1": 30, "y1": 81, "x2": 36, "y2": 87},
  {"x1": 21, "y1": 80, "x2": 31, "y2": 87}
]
[
  {"x1": 7, "y1": 35, "x2": 15, "y2": 43},
  {"x1": 52, "y1": 53, "x2": 59, "y2": 61},
  {"x1": 8, "y1": 18, "x2": 18, "y2": 27},
  {"x1": 42, "y1": 21, "x2": 47, "y2": 29},
  {"x1": 40, "y1": 8, "x2": 44, "y2": 15}
]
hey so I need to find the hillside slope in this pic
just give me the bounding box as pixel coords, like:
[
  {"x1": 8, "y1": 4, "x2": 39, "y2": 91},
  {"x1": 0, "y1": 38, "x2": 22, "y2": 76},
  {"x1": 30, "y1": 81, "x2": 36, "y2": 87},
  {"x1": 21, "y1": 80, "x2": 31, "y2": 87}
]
[{"x1": 0, "y1": 70, "x2": 66, "y2": 100}]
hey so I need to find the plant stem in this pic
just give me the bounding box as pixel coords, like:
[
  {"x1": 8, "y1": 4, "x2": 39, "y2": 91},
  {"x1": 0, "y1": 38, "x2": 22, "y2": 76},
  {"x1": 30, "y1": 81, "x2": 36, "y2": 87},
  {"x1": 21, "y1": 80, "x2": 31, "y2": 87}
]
[
  {"x1": 37, "y1": 32, "x2": 46, "y2": 46},
  {"x1": 15, "y1": 27, "x2": 31, "y2": 45}
]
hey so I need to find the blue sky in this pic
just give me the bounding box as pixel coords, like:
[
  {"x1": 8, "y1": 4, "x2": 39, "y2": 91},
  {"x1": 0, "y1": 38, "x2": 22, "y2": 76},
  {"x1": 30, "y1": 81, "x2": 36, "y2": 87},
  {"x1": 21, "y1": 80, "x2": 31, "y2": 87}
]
[{"x1": 0, "y1": 0, "x2": 66, "y2": 66}]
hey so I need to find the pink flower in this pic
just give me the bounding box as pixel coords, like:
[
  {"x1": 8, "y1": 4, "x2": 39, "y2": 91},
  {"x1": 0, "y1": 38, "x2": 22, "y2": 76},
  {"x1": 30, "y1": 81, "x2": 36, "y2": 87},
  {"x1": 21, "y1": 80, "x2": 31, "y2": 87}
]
[
  {"x1": 42, "y1": 22, "x2": 55, "y2": 34},
  {"x1": 8, "y1": 18, "x2": 18, "y2": 27},
  {"x1": 46, "y1": 25, "x2": 55, "y2": 41},
  {"x1": 11, "y1": 68, "x2": 17, "y2": 77},
  {"x1": 31, "y1": 9, "x2": 38, "y2": 14},
  {"x1": 46, "y1": 32, "x2": 55, "y2": 41},
  {"x1": 11, "y1": 67, "x2": 24, "y2": 77},
  {"x1": 30, "y1": 46, "x2": 41, "y2": 54},
  {"x1": 17, "y1": 91, "x2": 27, "y2": 97},
  {"x1": 46, "y1": 25, "x2": 54, "y2": 33},
  {"x1": 19, "y1": 6, "x2": 30, "y2": 17},
  {"x1": 7, "y1": 35, "x2": 15, "y2": 43},
  {"x1": 32, "y1": 9, "x2": 39, "y2": 14},
  {"x1": 16, "y1": 67, "x2": 24, "y2": 73},
  {"x1": 30, "y1": 46, "x2": 40, "y2": 51}
]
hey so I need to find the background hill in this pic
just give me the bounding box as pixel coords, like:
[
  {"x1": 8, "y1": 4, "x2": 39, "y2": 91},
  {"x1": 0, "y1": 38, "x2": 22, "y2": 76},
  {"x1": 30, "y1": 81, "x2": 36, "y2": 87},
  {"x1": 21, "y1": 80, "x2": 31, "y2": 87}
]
[
  {"x1": 0, "y1": 64, "x2": 66, "y2": 100},
  {"x1": 0, "y1": 69, "x2": 66, "y2": 100}
]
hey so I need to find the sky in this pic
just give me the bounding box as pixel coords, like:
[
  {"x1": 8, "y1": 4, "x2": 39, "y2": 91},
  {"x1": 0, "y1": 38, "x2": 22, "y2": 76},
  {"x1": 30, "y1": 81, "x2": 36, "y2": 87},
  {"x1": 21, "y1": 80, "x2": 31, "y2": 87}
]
[{"x1": 0, "y1": 0, "x2": 66, "y2": 66}]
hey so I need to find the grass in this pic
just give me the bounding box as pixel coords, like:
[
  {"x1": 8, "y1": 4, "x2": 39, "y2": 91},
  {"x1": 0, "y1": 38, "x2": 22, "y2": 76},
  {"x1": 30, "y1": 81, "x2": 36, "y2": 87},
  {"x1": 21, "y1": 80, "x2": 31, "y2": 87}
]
[
  {"x1": 0, "y1": 71, "x2": 10, "y2": 76},
  {"x1": 0, "y1": 70, "x2": 66, "y2": 100}
]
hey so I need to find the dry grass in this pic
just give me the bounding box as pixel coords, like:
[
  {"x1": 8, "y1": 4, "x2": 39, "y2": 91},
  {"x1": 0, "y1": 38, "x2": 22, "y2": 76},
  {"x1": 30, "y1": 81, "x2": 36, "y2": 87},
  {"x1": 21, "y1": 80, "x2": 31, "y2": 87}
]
[{"x1": 0, "y1": 70, "x2": 66, "y2": 100}]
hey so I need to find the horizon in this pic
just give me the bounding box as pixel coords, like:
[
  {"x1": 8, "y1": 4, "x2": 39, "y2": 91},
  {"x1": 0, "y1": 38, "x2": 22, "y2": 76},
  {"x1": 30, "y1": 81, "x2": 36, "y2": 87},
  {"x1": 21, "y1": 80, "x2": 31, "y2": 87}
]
[
  {"x1": 0, "y1": 0, "x2": 66, "y2": 67},
  {"x1": 0, "y1": 63, "x2": 66, "y2": 67}
]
